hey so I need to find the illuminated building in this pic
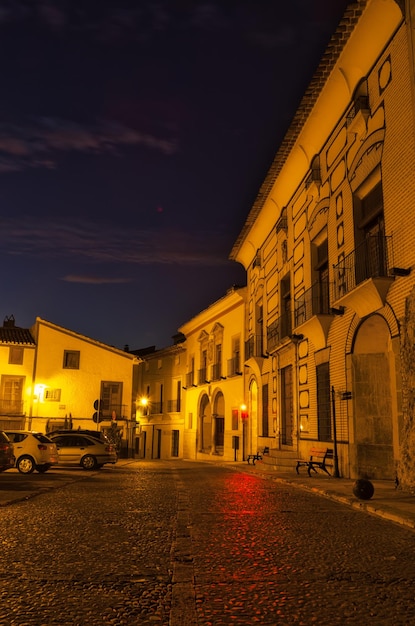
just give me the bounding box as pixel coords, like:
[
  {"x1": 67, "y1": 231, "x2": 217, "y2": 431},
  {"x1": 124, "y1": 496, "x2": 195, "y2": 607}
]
[
  {"x1": 230, "y1": 0, "x2": 415, "y2": 480},
  {"x1": 0, "y1": 316, "x2": 138, "y2": 456},
  {"x1": 178, "y1": 286, "x2": 248, "y2": 462},
  {"x1": 131, "y1": 337, "x2": 187, "y2": 459}
]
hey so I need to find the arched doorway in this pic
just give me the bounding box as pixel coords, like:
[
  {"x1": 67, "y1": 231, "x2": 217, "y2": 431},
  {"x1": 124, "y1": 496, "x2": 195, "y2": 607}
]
[
  {"x1": 213, "y1": 392, "x2": 224, "y2": 455},
  {"x1": 199, "y1": 393, "x2": 212, "y2": 453},
  {"x1": 352, "y1": 314, "x2": 394, "y2": 479}
]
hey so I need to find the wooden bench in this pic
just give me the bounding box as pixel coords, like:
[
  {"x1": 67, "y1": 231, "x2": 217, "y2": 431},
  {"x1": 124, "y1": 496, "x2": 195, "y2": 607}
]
[
  {"x1": 296, "y1": 447, "x2": 334, "y2": 477},
  {"x1": 247, "y1": 447, "x2": 269, "y2": 465}
]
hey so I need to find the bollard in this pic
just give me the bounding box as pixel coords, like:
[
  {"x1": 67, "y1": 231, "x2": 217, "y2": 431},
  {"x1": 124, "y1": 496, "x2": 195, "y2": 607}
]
[{"x1": 353, "y1": 478, "x2": 374, "y2": 500}]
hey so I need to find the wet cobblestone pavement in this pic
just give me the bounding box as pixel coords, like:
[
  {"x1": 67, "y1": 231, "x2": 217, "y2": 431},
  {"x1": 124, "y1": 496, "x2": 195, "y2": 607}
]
[{"x1": 1, "y1": 460, "x2": 415, "y2": 624}]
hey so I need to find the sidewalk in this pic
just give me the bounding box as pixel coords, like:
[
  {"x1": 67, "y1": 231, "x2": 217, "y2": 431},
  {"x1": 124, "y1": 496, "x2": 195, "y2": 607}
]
[{"x1": 234, "y1": 459, "x2": 415, "y2": 531}]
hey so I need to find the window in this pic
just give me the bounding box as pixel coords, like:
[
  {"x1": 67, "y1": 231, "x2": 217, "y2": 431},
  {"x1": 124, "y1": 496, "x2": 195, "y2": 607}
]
[
  {"x1": 262, "y1": 383, "x2": 269, "y2": 437},
  {"x1": 212, "y1": 344, "x2": 222, "y2": 380},
  {"x1": 175, "y1": 380, "x2": 181, "y2": 412},
  {"x1": 100, "y1": 381, "x2": 123, "y2": 419},
  {"x1": 0, "y1": 376, "x2": 24, "y2": 414},
  {"x1": 232, "y1": 408, "x2": 239, "y2": 430},
  {"x1": 171, "y1": 430, "x2": 179, "y2": 457},
  {"x1": 63, "y1": 350, "x2": 80, "y2": 369},
  {"x1": 44, "y1": 389, "x2": 62, "y2": 402},
  {"x1": 256, "y1": 303, "x2": 264, "y2": 356},
  {"x1": 280, "y1": 275, "x2": 292, "y2": 338},
  {"x1": 317, "y1": 362, "x2": 331, "y2": 441},
  {"x1": 186, "y1": 357, "x2": 195, "y2": 387},
  {"x1": 354, "y1": 180, "x2": 387, "y2": 283},
  {"x1": 313, "y1": 239, "x2": 330, "y2": 315},
  {"x1": 9, "y1": 346, "x2": 24, "y2": 365}
]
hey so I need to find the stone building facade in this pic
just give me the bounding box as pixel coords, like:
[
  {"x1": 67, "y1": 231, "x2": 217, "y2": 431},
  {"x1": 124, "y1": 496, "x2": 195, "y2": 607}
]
[{"x1": 230, "y1": 0, "x2": 415, "y2": 480}]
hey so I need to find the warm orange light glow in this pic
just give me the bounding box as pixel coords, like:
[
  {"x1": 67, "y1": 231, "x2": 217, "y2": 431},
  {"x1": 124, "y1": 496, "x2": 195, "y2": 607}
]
[{"x1": 34, "y1": 384, "x2": 46, "y2": 402}]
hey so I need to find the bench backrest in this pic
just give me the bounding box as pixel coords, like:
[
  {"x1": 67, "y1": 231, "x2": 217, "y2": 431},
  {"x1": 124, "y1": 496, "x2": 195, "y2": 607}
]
[{"x1": 309, "y1": 447, "x2": 333, "y2": 461}]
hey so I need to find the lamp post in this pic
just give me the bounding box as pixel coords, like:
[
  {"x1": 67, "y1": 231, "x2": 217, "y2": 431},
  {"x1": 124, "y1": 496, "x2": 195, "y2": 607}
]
[{"x1": 138, "y1": 397, "x2": 149, "y2": 458}]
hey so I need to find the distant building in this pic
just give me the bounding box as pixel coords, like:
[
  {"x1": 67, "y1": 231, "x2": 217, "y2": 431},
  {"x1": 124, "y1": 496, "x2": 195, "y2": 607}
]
[
  {"x1": 0, "y1": 315, "x2": 36, "y2": 428},
  {"x1": 178, "y1": 286, "x2": 249, "y2": 462},
  {"x1": 132, "y1": 336, "x2": 186, "y2": 459},
  {"x1": 0, "y1": 315, "x2": 138, "y2": 456},
  {"x1": 230, "y1": 0, "x2": 415, "y2": 480}
]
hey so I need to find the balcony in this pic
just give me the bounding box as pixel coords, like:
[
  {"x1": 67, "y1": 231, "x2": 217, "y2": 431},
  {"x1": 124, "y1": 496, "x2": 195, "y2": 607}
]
[
  {"x1": 332, "y1": 234, "x2": 394, "y2": 318},
  {"x1": 245, "y1": 335, "x2": 265, "y2": 360},
  {"x1": 294, "y1": 280, "x2": 333, "y2": 349},
  {"x1": 185, "y1": 372, "x2": 195, "y2": 388},
  {"x1": 167, "y1": 399, "x2": 181, "y2": 412},
  {"x1": 266, "y1": 310, "x2": 292, "y2": 352},
  {"x1": 0, "y1": 400, "x2": 24, "y2": 416},
  {"x1": 227, "y1": 356, "x2": 242, "y2": 377},
  {"x1": 211, "y1": 362, "x2": 223, "y2": 381},
  {"x1": 198, "y1": 368, "x2": 209, "y2": 385},
  {"x1": 148, "y1": 401, "x2": 163, "y2": 415},
  {"x1": 100, "y1": 400, "x2": 127, "y2": 420}
]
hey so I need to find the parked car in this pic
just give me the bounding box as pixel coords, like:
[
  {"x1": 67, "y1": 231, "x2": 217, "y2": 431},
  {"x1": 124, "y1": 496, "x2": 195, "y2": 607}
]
[
  {"x1": 48, "y1": 433, "x2": 117, "y2": 470},
  {"x1": 0, "y1": 430, "x2": 14, "y2": 472},
  {"x1": 47, "y1": 429, "x2": 110, "y2": 443},
  {"x1": 4, "y1": 431, "x2": 59, "y2": 474}
]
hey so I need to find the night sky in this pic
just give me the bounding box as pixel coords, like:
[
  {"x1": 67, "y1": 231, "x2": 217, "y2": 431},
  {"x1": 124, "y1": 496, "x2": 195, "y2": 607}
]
[{"x1": 0, "y1": 0, "x2": 349, "y2": 350}]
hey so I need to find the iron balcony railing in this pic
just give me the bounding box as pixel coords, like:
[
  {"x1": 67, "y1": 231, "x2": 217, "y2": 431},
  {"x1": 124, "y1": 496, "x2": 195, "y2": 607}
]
[
  {"x1": 185, "y1": 371, "x2": 195, "y2": 387},
  {"x1": 198, "y1": 368, "x2": 208, "y2": 385},
  {"x1": 245, "y1": 335, "x2": 264, "y2": 360},
  {"x1": 266, "y1": 309, "x2": 292, "y2": 352},
  {"x1": 167, "y1": 398, "x2": 181, "y2": 412},
  {"x1": 148, "y1": 402, "x2": 163, "y2": 415},
  {"x1": 294, "y1": 280, "x2": 331, "y2": 327},
  {"x1": 333, "y1": 234, "x2": 392, "y2": 300},
  {"x1": 227, "y1": 356, "x2": 241, "y2": 377},
  {"x1": 0, "y1": 400, "x2": 24, "y2": 415},
  {"x1": 211, "y1": 362, "x2": 222, "y2": 381}
]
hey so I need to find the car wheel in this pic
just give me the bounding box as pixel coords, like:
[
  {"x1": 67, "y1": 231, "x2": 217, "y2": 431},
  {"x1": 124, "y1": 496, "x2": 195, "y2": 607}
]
[
  {"x1": 36, "y1": 464, "x2": 51, "y2": 473},
  {"x1": 17, "y1": 456, "x2": 36, "y2": 474},
  {"x1": 81, "y1": 455, "x2": 98, "y2": 470}
]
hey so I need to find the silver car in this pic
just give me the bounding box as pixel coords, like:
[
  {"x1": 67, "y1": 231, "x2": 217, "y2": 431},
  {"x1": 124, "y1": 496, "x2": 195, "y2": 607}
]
[{"x1": 48, "y1": 433, "x2": 117, "y2": 470}]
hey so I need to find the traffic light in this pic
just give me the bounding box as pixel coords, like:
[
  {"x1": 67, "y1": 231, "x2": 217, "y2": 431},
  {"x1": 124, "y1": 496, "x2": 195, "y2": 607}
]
[{"x1": 92, "y1": 399, "x2": 103, "y2": 423}]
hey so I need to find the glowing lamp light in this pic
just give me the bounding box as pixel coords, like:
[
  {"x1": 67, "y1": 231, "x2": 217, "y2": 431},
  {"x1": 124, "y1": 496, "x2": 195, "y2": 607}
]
[
  {"x1": 240, "y1": 403, "x2": 248, "y2": 420},
  {"x1": 139, "y1": 396, "x2": 149, "y2": 416},
  {"x1": 34, "y1": 384, "x2": 46, "y2": 402}
]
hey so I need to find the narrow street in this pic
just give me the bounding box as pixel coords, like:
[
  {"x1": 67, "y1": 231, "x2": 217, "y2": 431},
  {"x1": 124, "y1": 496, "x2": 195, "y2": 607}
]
[{"x1": 1, "y1": 461, "x2": 415, "y2": 625}]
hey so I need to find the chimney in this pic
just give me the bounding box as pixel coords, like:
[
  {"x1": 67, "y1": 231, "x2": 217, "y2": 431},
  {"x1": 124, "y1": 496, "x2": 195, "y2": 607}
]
[{"x1": 3, "y1": 315, "x2": 15, "y2": 328}]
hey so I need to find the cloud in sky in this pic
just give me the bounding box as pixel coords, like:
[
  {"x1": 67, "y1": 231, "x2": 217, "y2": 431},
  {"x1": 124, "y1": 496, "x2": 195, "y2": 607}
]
[
  {"x1": 0, "y1": 117, "x2": 177, "y2": 172},
  {"x1": 0, "y1": 1, "x2": 300, "y2": 49},
  {"x1": 63, "y1": 275, "x2": 132, "y2": 285},
  {"x1": 0, "y1": 216, "x2": 233, "y2": 267}
]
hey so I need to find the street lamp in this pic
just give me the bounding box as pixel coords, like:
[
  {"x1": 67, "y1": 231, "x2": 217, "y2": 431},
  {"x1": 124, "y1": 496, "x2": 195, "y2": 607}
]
[{"x1": 139, "y1": 396, "x2": 149, "y2": 416}]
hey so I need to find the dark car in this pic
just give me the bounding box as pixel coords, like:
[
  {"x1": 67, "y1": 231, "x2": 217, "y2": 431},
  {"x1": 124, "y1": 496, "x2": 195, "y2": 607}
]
[{"x1": 0, "y1": 430, "x2": 15, "y2": 472}]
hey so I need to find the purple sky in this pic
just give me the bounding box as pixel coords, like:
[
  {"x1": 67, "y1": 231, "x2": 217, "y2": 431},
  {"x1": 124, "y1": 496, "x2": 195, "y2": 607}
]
[{"x1": 0, "y1": 0, "x2": 349, "y2": 350}]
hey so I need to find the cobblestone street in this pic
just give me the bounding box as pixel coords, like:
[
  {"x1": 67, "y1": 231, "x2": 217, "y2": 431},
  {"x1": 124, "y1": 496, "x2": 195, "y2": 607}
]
[{"x1": 1, "y1": 461, "x2": 415, "y2": 625}]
